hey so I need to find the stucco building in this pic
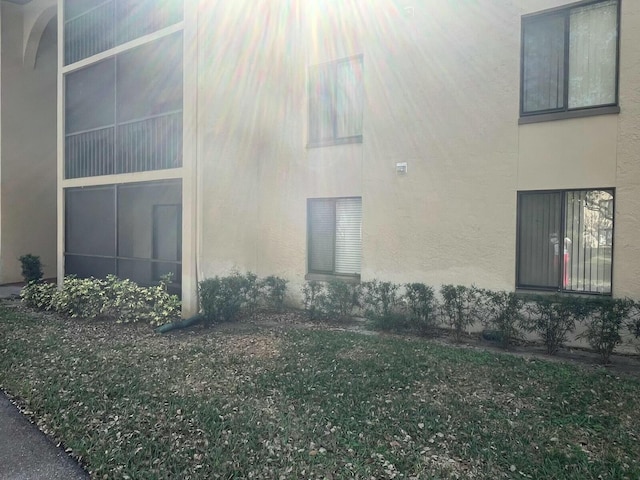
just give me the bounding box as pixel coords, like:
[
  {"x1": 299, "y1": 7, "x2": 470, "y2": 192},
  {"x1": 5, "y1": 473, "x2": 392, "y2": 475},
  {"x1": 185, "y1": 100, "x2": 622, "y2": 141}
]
[{"x1": 1, "y1": 0, "x2": 638, "y2": 317}]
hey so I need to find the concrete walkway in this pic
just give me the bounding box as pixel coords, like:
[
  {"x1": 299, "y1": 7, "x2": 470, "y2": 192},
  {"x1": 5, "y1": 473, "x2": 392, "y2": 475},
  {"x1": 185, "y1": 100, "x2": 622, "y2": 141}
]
[{"x1": 0, "y1": 284, "x2": 89, "y2": 479}]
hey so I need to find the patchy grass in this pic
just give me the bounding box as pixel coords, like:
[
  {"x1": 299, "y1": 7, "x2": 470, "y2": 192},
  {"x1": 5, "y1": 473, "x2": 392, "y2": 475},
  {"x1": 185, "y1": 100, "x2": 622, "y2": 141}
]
[{"x1": 1, "y1": 304, "x2": 639, "y2": 479}]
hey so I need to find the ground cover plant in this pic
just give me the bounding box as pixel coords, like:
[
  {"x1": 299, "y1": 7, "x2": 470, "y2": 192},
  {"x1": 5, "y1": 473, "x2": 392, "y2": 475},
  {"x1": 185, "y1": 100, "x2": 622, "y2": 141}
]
[{"x1": 1, "y1": 304, "x2": 639, "y2": 479}]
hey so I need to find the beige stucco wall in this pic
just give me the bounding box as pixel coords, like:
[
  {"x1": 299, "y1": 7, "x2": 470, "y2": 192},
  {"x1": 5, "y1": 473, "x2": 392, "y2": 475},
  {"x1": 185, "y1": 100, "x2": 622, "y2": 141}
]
[
  {"x1": 193, "y1": 0, "x2": 640, "y2": 355},
  {"x1": 196, "y1": 0, "x2": 524, "y2": 298},
  {"x1": 1, "y1": 3, "x2": 57, "y2": 283},
  {"x1": 195, "y1": 0, "x2": 640, "y2": 297}
]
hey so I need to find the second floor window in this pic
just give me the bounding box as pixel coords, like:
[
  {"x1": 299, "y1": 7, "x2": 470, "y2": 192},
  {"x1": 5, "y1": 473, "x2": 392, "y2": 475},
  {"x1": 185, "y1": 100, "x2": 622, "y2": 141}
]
[
  {"x1": 308, "y1": 56, "x2": 363, "y2": 147},
  {"x1": 521, "y1": 0, "x2": 619, "y2": 117}
]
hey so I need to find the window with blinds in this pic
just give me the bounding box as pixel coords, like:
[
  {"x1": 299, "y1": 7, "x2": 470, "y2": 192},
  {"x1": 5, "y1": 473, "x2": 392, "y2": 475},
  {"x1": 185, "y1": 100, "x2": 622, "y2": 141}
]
[
  {"x1": 517, "y1": 189, "x2": 613, "y2": 294},
  {"x1": 308, "y1": 197, "x2": 362, "y2": 276}
]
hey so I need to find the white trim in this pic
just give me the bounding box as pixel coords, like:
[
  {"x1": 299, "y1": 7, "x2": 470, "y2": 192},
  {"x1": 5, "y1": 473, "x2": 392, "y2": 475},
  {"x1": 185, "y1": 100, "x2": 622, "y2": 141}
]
[
  {"x1": 56, "y1": 0, "x2": 65, "y2": 286},
  {"x1": 61, "y1": 22, "x2": 183, "y2": 74},
  {"x1": 181, "y1": 0, "x2": 198, "y2": 317},
  {"x1": 62, "y1": 168, "x2": 184, "y2": 189}
]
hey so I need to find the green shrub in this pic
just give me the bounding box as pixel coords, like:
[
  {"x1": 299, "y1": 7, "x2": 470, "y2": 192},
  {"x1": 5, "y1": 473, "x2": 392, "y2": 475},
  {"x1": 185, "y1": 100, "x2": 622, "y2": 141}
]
[
  {"x1": 628, "y1": 303, "x2": 640, "y2": 342},
  {"x1": 302, "y1": 281, "x2": 325, "y2": 320},
  {"x1": 49, "y1": 276, "x2": 106, "y2": 318},
  {"x1": 101, "y1": 275, "x2": 180, "y2": 326},
  {"x1": 404, "y1": 283, "x2": 438, "y2": 335},
  {"x1": 320, "y1": 280, "x2": 361, "y2": 321},
  {"x1": 21, "y1": 275, "x2": 180, "y2": 326},
  {"x1": 262, "y1": 275, "x2": 288, "y2": 312},
  {"x1": 522, "y1": 295, "x2": 590, "y2": 355},
  {"x1": 362, "y1": 280, "x2": 406, "y2": 330},
  {"x1": 19, "y1": 254, "x2": 43, "y2": 284},
  {"x1": 480, "y1": 290, "x2": 525, "y2": 349},
  {"x1": 20, "y1": 281, "x2": 56, "y2": 310},
  {"x1": 440, "y1": 285, "x2": 481, "y2": 342},
  {"x1": 199, "y1": 273, "x2": 251, "y2": 325},
  {"x1": 240, "y1": 272, "x2": 262, "y2": 317},
  {"x1": 578, "y1": 297, "x2": 634, "y2": 364}
]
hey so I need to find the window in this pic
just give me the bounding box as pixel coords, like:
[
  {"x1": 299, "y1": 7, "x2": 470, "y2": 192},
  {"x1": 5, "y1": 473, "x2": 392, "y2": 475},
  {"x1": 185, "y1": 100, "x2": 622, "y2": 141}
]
[
  {"x1": 308, "y1": 197, "x2": 362, "y2": 276},
  {"x1": 308, "y1": 56, "x2": 363, "y2": 147},
  {"x1": 517, "y1": 189, "x2": 614, "y2": 294},
  {"x1": 521, "y1": 0, "x2": 619, "y2": 119}
]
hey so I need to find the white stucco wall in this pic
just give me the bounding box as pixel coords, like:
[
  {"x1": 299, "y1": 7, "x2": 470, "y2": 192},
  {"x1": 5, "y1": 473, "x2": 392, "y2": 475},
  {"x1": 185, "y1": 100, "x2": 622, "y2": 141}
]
[{"x1": 1, "y1": 2, "x2": 57, "y2": 283}]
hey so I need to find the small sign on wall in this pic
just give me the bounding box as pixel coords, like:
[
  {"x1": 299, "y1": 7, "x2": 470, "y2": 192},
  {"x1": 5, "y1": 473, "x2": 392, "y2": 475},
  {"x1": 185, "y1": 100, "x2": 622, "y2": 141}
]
[{"x1": 396, "y1": 162, "x2": 408, "y2": 175}]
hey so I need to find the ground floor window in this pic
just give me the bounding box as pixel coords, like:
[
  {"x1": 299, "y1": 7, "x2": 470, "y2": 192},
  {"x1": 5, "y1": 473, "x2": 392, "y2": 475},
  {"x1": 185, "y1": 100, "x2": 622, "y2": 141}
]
[
  {"x1": 65, "y1": 180, "x2": 182, "y2": 294},
  {"x1": 517, "y1": 189, "x2": 613, "y2": 294},
  {"x1": 308, "y1": 197, "x2": 362, "y2": 276}
]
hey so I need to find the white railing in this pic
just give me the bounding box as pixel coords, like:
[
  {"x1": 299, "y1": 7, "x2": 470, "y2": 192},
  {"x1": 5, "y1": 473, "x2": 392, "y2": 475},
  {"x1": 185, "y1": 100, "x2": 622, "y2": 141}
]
[{"x1": 65, "y1": 111, "x2": 182, "y2": 178}]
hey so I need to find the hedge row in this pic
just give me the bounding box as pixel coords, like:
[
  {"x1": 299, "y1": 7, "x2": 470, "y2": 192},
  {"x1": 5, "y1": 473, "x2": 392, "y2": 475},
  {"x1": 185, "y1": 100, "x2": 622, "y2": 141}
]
[
  {"x1": 198, "y1": 272, "x2": 287, "y2": 325},
  {"x1": 302, "y1": 280, "x2": 640, "y2": 363}
]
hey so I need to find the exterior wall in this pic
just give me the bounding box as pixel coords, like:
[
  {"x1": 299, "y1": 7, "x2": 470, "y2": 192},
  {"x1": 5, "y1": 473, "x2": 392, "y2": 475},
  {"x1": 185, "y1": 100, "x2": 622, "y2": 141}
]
[
  {"x1": 197, "y1": 0, "x2": 523, "y2": 297},
  {"x1": 194, "y1": 0, "x2": 640, "y2": 339},
  {"x1": 1, "y1": 2, "x2": 57, "y2": 283}
]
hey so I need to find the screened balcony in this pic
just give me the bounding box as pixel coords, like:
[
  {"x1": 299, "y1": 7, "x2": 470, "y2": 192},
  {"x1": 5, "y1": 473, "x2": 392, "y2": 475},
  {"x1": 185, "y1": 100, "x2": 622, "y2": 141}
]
[
  {"x1": 64, "y1": 33, "x2": 183, "y2": 179},
  {"x1": 64, "y1": 0, "x2": 183, "y2": 65},
  {"x1": 65, "y1": 181, "x2": 182, "y2": 294}
]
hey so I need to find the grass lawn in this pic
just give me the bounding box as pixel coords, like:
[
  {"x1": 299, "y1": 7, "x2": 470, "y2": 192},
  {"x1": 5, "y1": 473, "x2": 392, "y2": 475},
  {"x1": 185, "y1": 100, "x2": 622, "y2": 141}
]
[{"x1": 1, "y1": 304, "x2": 639, "y2": 479}]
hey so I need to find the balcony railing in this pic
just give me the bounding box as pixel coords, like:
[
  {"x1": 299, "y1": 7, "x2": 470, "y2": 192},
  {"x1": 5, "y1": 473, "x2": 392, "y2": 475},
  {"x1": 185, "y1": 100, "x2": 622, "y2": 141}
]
[
  {"x1": 65, "y1": 1, "x2": 115, "y2": 65},
  {"x1": 117, "y1": 112, "x2": 183, "y2": 174},
  {"x1": 65, "y1": 127, "x2": 115, "y2": 178},
  {"x1": 65, "y1": 111, "x2": 182, "y2": 179},
  {"x1": 64, "y1": 0, "x2": 183, "y2": 65}
]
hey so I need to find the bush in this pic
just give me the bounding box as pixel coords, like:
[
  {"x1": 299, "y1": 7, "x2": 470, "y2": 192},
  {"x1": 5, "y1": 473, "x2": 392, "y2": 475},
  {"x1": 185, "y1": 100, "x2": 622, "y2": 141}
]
[
  {"x1": 440, "y1": 285, "x2": 481, "y2": 342},
  {"x1": 628, "y1": 303, "x2": 640, "y2": 342},
  {"x1": 522, "y1": 295, "x2": 590, "y2": 355},
  {"x1": 362, "y1": 280, "x2": 406, "y2": 330},
  {"x1": 102, "y1": 275, "x2": 180, "y2": 326},
  {"x1": 19, "y1": 254, "x2": 43, "y2": 284},
  {"x1": 578, "y1": 297, "x2": 634, "y2": 364},
  {"x1": 302, "y1": 281, "x2": 325, "y2": 320},
  {"x1": 480, "y1": 290, "x2": 525, "y2": 349},
  {"x1": 262, "y1": 275, "x2": 288, "y2": 312},
  {"x1": 241, "y1": 272, "x2": 262, "y2": 317},
  {"x1": 50, "y1": 276, "x2": 106, "y2": 319},
  {"x1": 21, "y1": 275, "x2": 180, "y2": 326},
  {"x1": 320, "y1": 280, "x2": 361, "y2": 321},
  {"x1": 20, "y1": 281, "x2": 56, "y2": 310},
  {"x1": 199, "y1": 272, "x2": 259, "y2": 325},
  {"x1": 404, "y1": 283, "x2": 438, "y2": 335}
]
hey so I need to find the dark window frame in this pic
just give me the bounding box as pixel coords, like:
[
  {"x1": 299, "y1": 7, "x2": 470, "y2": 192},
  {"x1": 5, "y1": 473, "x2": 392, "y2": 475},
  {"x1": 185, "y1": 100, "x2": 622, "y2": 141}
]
[
  {"x1": 515, "y1": 188, "x2": 615, "y2": 295},
  {"x1": 306, "y1": 196, "x2": 362, "y2": 279},
  {"x1": 519, "y1": 0, "x2": 621, "y2": 123},
  {"x1": 307, "y1": 55, "x2": 364, "y2": 148}
]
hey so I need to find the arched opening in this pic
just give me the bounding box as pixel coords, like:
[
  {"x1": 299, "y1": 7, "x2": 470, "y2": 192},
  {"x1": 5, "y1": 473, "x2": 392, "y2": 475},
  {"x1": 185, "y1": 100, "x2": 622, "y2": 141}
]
[{"x1": 23, "y1": 5, "x2": 56, "y2": 69}]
